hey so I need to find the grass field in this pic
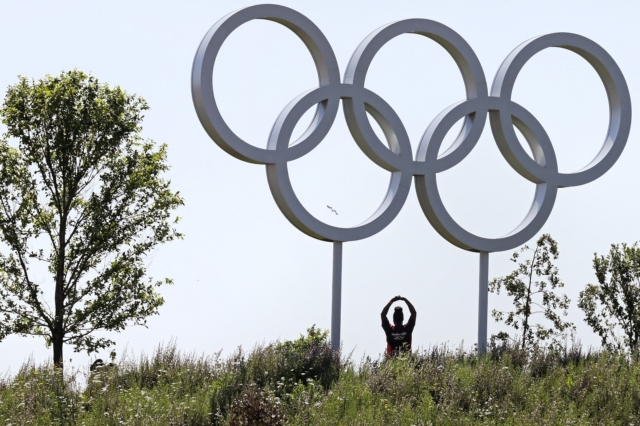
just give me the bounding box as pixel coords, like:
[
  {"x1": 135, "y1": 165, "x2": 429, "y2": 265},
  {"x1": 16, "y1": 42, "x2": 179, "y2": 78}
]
[{"x1": 1, "y1": 327, "x2": 639, "y2": 425}]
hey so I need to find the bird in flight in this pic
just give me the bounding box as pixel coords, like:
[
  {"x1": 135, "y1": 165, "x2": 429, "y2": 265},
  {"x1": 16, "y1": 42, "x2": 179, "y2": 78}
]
[{"x1": 327, "y1": 205, "x2": 338, "y2": 215}]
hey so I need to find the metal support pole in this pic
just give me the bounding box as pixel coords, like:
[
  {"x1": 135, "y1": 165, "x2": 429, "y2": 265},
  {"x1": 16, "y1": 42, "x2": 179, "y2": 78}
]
[
  {"x1": 478, "y1": 251, "x2": 489, "y2": 356},
  {"x1": 331, "y1": 241, "x2": 342, "y2": 352}
]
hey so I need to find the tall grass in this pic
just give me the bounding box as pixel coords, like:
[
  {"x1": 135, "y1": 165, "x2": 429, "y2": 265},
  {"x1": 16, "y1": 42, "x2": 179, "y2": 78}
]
[
  {"x1": 0, "y1": 357, "x2": 82, "y2": 425},
  {"x1": 1, "y1": 328, "x2": 640, "y2": 425}
]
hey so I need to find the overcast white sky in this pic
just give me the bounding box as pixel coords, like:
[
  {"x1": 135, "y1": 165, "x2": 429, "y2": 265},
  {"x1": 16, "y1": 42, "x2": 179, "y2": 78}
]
[{"x1": 1, "y1": 0, "x2": 639, "y2": 373}]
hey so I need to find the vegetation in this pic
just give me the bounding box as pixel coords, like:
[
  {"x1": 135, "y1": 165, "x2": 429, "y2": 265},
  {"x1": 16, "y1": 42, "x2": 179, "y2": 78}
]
[
  {"x1": 579, "y1": 242, "x2": 640, "y2": 352},
  {"x1": 1, "y1": 328, "x2": 640, "y2": 425},
  {"x1": 0, "y1": 66, "x2": 637, "y2": 424},
  {"x1": 490, "y1": 234, "x2": 574, "y2": 349},
  {"x1": 0, "y1": 71, "x2": 183, "y2": 367}
]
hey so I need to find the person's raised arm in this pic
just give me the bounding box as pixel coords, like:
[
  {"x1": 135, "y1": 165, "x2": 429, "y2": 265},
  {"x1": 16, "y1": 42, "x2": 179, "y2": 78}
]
[
  {"x1": 400, "y1": 297, "x2": 417, "y2": 322},
  {"x1": 381, "y1": 296, "x2": 401, "y2": 324}
]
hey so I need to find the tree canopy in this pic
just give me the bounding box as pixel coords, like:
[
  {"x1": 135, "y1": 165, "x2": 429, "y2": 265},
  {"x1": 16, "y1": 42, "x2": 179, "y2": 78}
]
[
  {"x1": 490, "y1": 234, "x2": 574, "y2": 349},
  {"x1": 0, "y1": 70, "x2": 183, "y2": 367},
  {"x1": 579, "y1": 243, "x2": 640, "y2": 352}
]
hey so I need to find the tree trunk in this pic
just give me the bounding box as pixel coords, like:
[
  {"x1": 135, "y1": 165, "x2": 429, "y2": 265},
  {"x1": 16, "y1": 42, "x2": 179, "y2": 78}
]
[
  {"x1": 522, "y1": 246, "x2": 538, "y2": 349},
  {"x1": 53, "y1": 328, "x2": 63, "y2": 367},
  {"x1": 53, "y1": 212, "x2": 68, "y2": 368}
]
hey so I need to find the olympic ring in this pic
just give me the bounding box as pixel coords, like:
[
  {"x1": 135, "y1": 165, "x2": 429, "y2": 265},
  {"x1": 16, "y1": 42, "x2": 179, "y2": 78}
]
[{"x1": 192, "y1": 5, "x2": 632, "y2": 252}]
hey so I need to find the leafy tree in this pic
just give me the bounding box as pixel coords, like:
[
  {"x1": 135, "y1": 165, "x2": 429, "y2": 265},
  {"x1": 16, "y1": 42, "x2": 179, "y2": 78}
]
[
  {"x1": 578, "y1": 243, "x2": 640, "y2": 352},
  {"x1": 490, "y1": 234, "x2": 574, "y2": 349},
  {"x1": 0, "y1": 71, "x2": 183, "y2": 367}
]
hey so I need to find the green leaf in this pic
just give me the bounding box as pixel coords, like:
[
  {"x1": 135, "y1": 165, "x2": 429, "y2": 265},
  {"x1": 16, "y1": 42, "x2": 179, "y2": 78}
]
[{"x1": 0, "y1": 70, "x2": 184, "y2": 367}]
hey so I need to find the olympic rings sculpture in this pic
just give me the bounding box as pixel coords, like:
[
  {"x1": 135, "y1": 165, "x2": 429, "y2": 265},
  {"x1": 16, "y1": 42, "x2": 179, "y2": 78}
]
[{"x1": 192, "y1": 4, "x2": 631, "y2": 253}]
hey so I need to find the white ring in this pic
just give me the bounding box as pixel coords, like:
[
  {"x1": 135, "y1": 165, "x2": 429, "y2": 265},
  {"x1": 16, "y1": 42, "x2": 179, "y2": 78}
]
[{"x1": 192, "y1": 5, "x2": 632, "y2": 250}]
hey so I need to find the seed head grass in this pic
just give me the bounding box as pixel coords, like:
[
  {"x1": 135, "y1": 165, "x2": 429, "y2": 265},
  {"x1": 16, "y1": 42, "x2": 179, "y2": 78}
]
[{"x1": 1, "y1": 328, "x2": 640, "y2": 425}]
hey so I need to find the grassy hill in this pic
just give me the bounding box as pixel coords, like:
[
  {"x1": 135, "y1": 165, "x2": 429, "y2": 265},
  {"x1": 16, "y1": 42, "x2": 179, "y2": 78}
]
[{"x1": 1, "y1": 327, "x2": 639, "y2": 425}]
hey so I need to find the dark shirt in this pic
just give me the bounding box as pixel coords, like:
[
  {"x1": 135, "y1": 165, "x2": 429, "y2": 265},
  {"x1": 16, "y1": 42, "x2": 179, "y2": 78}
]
[{"x1": 382, "y1": 315, "x2": 416, "y2": 356}]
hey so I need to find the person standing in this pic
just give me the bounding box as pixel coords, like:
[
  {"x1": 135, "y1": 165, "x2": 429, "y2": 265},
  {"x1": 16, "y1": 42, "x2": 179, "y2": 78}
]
[{"x1": 381, "y1": 295, "x2": 417, "y2": 356}]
